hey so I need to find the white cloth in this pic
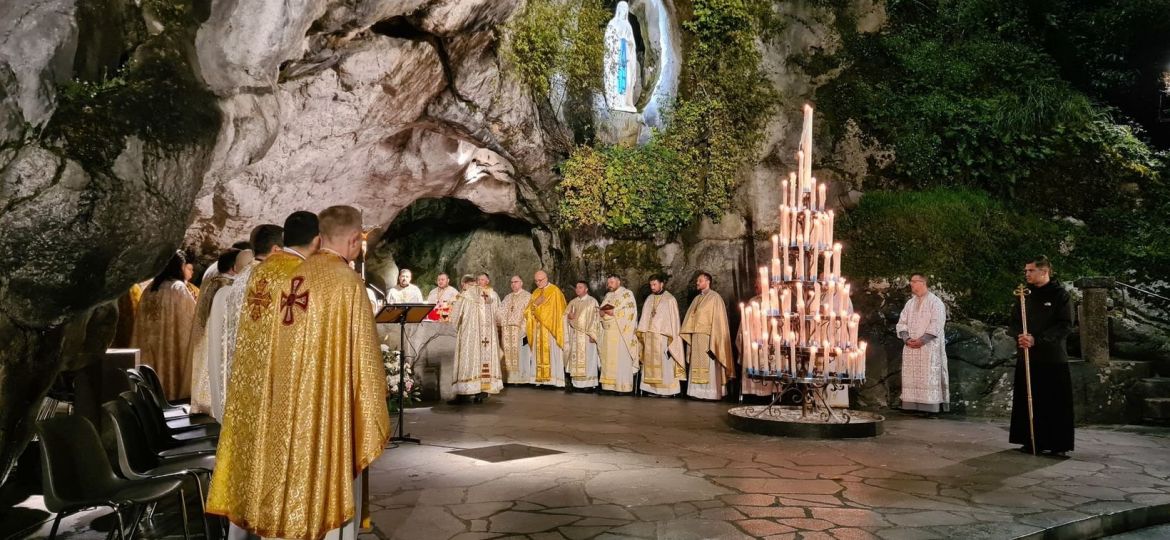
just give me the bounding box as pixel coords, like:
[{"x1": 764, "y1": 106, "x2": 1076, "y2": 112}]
[
  {"x1": 426, "y1": 285, "x2": 458, "y2": 305},
  {"x1": 897, "y1": 292, "x2": 949, "y2": 409},
  {"x1": 637, "y1": 292, "x2": 684, "y2": 396},
  {"x1": 685, "y1": 333, "x2": 724, "y2": 400},
  {"x1": 565, "y1": 295, "x2": 601, "y2": 388},
  {"x1": 219, "y1": 260, "x2": 260, "y2": 398},
  {"x1": 207, "y1": 286, "x2": 233, "y2": 421},
  {"x1": 202, "y1": 264, "x2": 219, "y2": 285},
  {"x1": 451, "y1": 286, "x2": 504, "y2": 395},
  {"x1": 389, "y1": 284, "x2": 423, "y2": 304},
  {"x1": 498, "y1": 290, "x2": 534, "y2": 384}
]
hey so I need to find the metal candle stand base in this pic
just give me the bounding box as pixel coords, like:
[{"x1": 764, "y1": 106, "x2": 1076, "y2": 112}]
[{"x1": 727, "y1": 370, "x2": 884, "y2": 439}]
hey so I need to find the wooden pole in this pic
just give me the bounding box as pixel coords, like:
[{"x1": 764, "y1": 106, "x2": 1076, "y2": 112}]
[{"x1": 1014, "y1": 284, "x2": 1036, "y2": 455}]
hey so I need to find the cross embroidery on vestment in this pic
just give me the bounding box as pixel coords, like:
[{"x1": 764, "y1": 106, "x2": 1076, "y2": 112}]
[
  {"x1": 280, "y1": 276, "x2": 310, "y2": 326},
  {"x1": 246, "y1": 279, "x2": 272, "y2": 321}
]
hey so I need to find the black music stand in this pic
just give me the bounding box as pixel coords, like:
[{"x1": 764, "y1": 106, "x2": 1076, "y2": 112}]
[{"x1": 376, "y1": 303, "x2": 435, "y2": 445}]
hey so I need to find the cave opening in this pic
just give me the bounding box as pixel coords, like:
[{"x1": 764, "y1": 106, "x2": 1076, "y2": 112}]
[{"x1": 366, "y1": 197, "x2": 544, "y2": 296}]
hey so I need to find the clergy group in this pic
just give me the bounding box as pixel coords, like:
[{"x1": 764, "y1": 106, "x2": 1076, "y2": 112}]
[{"x1": 444, "y1": 269, "x2": 735, "y2": 402}]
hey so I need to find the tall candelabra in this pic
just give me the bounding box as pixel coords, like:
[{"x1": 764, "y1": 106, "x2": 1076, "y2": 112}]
[{"x1": 740, "y1": 104, "x2": 867, "y2": 422}]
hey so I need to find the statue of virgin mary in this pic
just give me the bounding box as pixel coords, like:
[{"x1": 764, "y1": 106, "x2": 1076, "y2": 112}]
[{"x1": 604, "y1": 2, "x2": 639, "y2": 112}]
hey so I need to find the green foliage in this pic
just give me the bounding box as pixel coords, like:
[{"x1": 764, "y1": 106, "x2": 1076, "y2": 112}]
[
  {"x1": 840, "y1": 189, "x2": 1066, "y2": 321},
  {"x1": 45, "y1": 52, "x2": 220, "y2": 172},
  {"x1": 503, "y1": 0, "x2": 607, "y2": 98},
  {"x1": 556, "y1": 0, "x2": 778, "y2": 235},
  {"x1": 814, "y1": 0, "x2": 1162, "y2": 213}
]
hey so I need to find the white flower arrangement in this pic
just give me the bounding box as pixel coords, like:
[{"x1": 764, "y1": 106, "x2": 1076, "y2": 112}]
[{"x1": 382, "y1": 344, "x2": 421, "y2": 410}]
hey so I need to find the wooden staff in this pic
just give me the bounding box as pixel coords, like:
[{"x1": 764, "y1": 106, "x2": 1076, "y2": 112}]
[{"x1": 1014, "y1": 284, "x2": 1036, "y2": 455}]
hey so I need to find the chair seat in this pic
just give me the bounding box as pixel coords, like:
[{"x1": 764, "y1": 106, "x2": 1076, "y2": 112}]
[
  {"x1": 158, "y1": 439, "x2": 217, "y2": 458},
  {"x1": 106, "y1": 477, "x2": 187, "y2": 505},
  {"x1": 146, "y1": 454, "x2": 216, "y2": 476},
  {"x1": 165, "y1": 414, "x2": 217, "y2": 429},
  {"x1": 170, "y1": 425, "x2": 220, "y2": 441},
  {"x1": 162, "y1": 406, "x2": 190, "y2": 419}
]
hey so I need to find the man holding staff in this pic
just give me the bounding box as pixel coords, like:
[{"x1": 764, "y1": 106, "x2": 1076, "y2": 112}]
[{"x1": 1009, "y1": 255, "x2": 1075, "y2": 456}]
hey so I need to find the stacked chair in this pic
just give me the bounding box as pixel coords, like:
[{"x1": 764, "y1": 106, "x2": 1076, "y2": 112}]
[{"x1": 35, "y1": 364, "x2": 222, "y2": 539}]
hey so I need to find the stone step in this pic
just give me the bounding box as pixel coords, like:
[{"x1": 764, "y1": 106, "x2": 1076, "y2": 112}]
[
  {"x1": 1143, "y1": 397, "x2": 1170, "y2": 422},
  {"x1": 1138, "y1": 378, "x2": 1170, "y2": 397}
]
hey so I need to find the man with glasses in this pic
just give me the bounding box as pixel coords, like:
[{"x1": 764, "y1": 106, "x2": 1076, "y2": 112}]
[{"x1": 896, "y1": 274, "x2": 949, "y2": 417}]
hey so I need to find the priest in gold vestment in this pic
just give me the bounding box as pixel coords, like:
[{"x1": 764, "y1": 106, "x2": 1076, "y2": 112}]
[
  {"x1": 497, "y1": 275, "x2": 533, "y2": 384},
  {"x1": 218, "y1": 223, "x2": 285, "y2": 412},
  {"x1": 599, "y1": 275, "x2": 640, "y2": 393},
  {"x1": 637, "y1": 275, "x2": 685, "y2": 396},
  {"x1": 525, "y1": 270, "x2": 567, "y2": 388},
  {"x1": 680, "y1": 272, "x2": 734, "y2": 400},
  {"x1": 451, "y1": 274, "x2": 504, "y2": 399},
  {"x1": 565, "y1": 281, "x2": 601, "y2": 389},
  {"x1": 132, "y1": 251, "x2": 197, "y2": 400},
  {"x1": 208, "y1": 206, "x2": 389, "y2": 540}
]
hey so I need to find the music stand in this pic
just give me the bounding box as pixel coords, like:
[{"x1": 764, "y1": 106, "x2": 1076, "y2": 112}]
[{"x1": 376, "y1": 303, "x2": 435, "y2": 445}]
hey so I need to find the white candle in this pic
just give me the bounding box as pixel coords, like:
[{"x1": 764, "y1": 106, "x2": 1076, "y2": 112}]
[
  {"x1": 803, "y1": 209, "x2": 812, "y2": 246},
  {"x1": 808, "y1": 346, "x2": 818, "y2": 375},
  {"x1": 834, "y1": 346, "x2": 843, "y2": 375},
  {"x1": 859, "y1": 341, "x2": 867, "y2": 378},
  {"x1": 769, "y1": 288, "x2": 779, "y2": 316},
  {"x1": 797, "y1": 243, "x2": 805, "y2": 281},
  {"x1": 797, "y1": 150, "x2": 807, "y2": 192},
  {"x1": 823, "y1": 251, "x2": 833, "y2": 283},
  {"x1": 781, "y1": 179, "x2": 789, "y2": 209},
  {"x1": 850, "y1": 313, "x2": 860, "y2": 346},
  {"x1": 779, "y1": 207, "x2": 789, "y2": 248},
  {"x1": 832, "y1": 243, "x2": 842, "y2": 281},
  {"x1": 789, "y1": 173, "x2": 798, "y2": 214},
  {"x1": 826, "y1": 210, "x2": 834, "y2": 249},
  {"x1": 818, "y1": 182, "x2": 827, "y2": 211}
]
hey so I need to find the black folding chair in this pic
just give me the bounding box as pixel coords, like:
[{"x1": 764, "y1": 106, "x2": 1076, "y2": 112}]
[
  {"x1": 103, "y1": 400, "x2": 216, "y2": 538},
  {"x1": 118, "y1": 391, "x2": 217, "y2": 459},
  {"x1": 132, "y1": 366, "x2": 217, "y2": 427},
  {"x1": 37, "y1": 415, "x2": 191, "y2": 539}
]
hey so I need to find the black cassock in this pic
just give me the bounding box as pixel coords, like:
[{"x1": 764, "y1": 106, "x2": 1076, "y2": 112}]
[{"x1": 1009, "y1": 280, "x2": 1075, "y2": 453}]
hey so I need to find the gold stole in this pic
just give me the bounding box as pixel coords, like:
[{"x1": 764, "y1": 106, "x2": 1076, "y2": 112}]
[
  {"x1": 686, "y1": 293, "x2": 712, "y2": 385},
  {"x1": 526, "y1": 285, "x2": 565, "y2": 382},
  {"x1": 642, "y1": 294, "x2": 666, "y2": 384}
]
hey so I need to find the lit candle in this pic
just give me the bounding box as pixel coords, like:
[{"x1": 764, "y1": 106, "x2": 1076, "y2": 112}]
[
  {"x1": 810, "y1": 217, "x2": 822, "y2": 253},
  {"x1": 818, "y1": 182, "x2": 827, "y2": 211},
  {"x1": 770, "y1": 318, "x2": 780, "y2": 372},
  {"x1": 832, "y1": 243, "x2": 842, "y2": 281},
  {"x1": 797, "y1": 242, "x2": 805, "y2": 281},
  {"x1": 811, "y1": 283, "x2": 821, "y2": 318},
  {"x1": 797, "y1": 150, "x2": 807, "y2": 192},
  {"x1": 781, "y1": 179, "x2": 789, "y2": 209},
  {"x1": 808, "y1": 346, "x2": 818, "y2": 375},
  {"x1": 825, "y1": 210, "x2": 834, "y2": 249},
  {"x1": 850, "y1": 313, "x2": 860, "y2": 346},
  {"x1": 803, "y1": 209, "x2": 812, "y2": 246},
  {"x1": 771, "y1": 234, "x2": 779, "y2": 267},
  {"x1": 788, "y1": 331, "x2": 797, "y2": 373},
  {"x1": 859, "y1": 341, "x2": 867, "y2": 378},
  {"x1": 789, "y1": 172, "x2": 798, "y2": 213},
  {"x1": 823, "y1": 251, "x2": 833, "y2": 283},
  {"x1": 834, "y1": 347, "x2": 843, "y2": 376},
  {"x1": 779, "y1": 207, "x2": 789, "y2": 248},
  {"x1": 769, "y1": 288, "x2": 779, "y2": 316}
]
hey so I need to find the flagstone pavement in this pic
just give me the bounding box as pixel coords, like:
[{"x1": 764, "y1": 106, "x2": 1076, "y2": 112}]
[
  {"x1": 363, "y1": 387, "x2": 1170, "y2": 540},
  {"x1": 9, "y1": 386, "x2": 1170, "y2": 539}
]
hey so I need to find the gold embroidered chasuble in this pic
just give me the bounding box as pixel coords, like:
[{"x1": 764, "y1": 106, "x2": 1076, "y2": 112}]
[
  {"x1": 599, "y1": 287, "x2": 640, "y2": 389},
  {"x1": 636, "y1": 291, "x2": 684, "y2": 384},
  {"x1": 452, "y1": 286, "x2": 504, "y2": 395},
  {"x1": 497, "y1": 289, "x2": 531, "y2": 378},
  {"x1": 132, "y1": 279, "x2": 197, "y2": 400},
  {"x1": 679, "y1": 289, "x2": 734, "y2": 385},
  {"x1": 189, "y1": 275, "x2": 234, "y2": 414},
  {"x1": 565, "y1": 295, "x2": 600, "y2": 378},
  {"x1": 525, "y1": 284, "x2": 567, "y2": 383},
  {"x1": 207, "y1": 251, "x2": 390, "y2": 540}
]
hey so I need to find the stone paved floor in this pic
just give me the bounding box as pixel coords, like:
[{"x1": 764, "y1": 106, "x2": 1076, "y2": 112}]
[
  {"x1": 365, "y1": 387, "x2": 1170, "y2": 540},
  {"x1": 8, "y1": 387, "x2": 1170, "y2": 539}
]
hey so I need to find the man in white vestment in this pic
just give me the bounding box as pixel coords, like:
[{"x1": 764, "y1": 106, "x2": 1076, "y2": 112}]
[
  {"x1": 897, "y1": 273, "x2": 949, "y2": 415},
  {"x1": 637, "y1": 275, "x2": 685, "y2": 396},
  {"x1": 498, "y1": 275, "x2": 533, "y2": 384},
  {"x1": 680, "y1": 272, "x2": 734, "y2": 401},
  {"x1": 565, "y1": 281, "x2": 601, "y2": 390},
  {"x1": 193, "y1": 248, "x2": 252, "y2": 418},
  {"x1": 599, "y1": 275, "x2": 639, "y2": 393},
  {"x1": 426, "y1": 272, "x2": 458, "y2": 321},
  {"x1": 451, "y1": 274, "x2": 504, "y2": 403},
  {"x1": 525, "y1": 270, "x2": 568, "y2": 388},
  {"x1": 388, "y1": 268, "x2": 424, "y2": 304}
]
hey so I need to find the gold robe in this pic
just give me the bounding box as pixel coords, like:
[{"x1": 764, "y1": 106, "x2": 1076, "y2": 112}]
[
  {"x1": 680, "y1": 289, "x2": 734, "y2": 385},
  {"x1": 525, "y1": 284, "x2": 567, "y2": 384},
  {"x1": 637, "y1": 291, "x2": 685, "y2": 393},
  {"x1": 207, "y1": 251, "x2": 390, "y2": 540},
  {"x1": 131, "y1": 279, "x2": 196, "y2": 400},
  {"x1": 452, "y1": 286, "x2": 504, "y2": 395},
  {"x1": 113, "y1": 282, "x2": 145, "y2": 348},
  {"x1": 188, "y1": 275, "x2": 234, "y2": 414},
  {"x1": 565, "y1": 295, "x2": 600, "y2": 385},
  {"x1": 600, "y1": 287, "x2": 640, "y2": 392}
]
